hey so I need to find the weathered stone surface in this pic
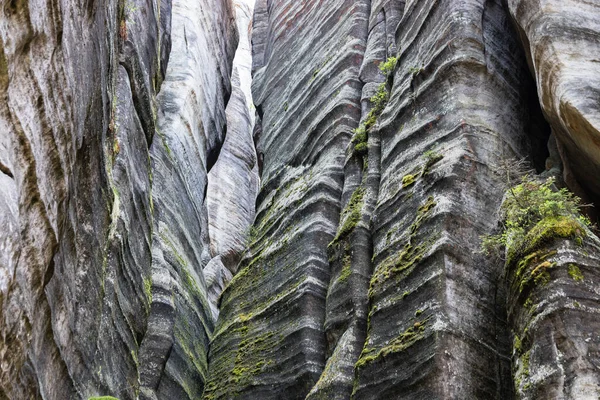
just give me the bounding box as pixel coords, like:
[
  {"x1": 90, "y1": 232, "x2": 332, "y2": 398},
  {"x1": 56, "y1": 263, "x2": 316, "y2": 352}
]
[
  {"x1": 507, "y1": 0, "x2": 600, "y2": 208},
  {"x1": 206, "y1": 0, "x2": 259, "y2": 310},
  {"x1": 505, "y1": 215, "x2": 600, "y2": 399},
  {"x1": 350, "y1": 0, "x2": 540, "y2": 398},
  {"x1": 203, "y1": 0, "x2": 369, "y2": 398},
  {"x1": 0, "y1": 0, "x2": 238, "y2": 398},
  {"x1": 2, "y1": 0, "x2": 600, "y2": 399},
  {"x1": 204, "y1": 0, "x2": 579, "y2": 399}
]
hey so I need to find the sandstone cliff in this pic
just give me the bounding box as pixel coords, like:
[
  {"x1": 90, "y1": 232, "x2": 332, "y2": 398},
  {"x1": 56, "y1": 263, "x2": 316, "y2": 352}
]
[{"x1": 1, "y1": 0, "x2": 600, "y2": 399}]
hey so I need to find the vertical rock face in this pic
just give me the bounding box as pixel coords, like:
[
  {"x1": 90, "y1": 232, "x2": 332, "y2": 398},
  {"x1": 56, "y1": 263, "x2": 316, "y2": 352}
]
[
  {"x1": 507, "y1": 0, "x2": 600, "y2": 208},
  {"x1": 204, "y1": 0, "x2": 369, "y2": 398},
  {"x1": 204, "y1": 0, "x2": 600, "y2": 399},
  {"x1": 0, "y1": 0, "x2": 237, "y2": 399},
  {"x1": 2, "y1": 0, "x2": 600, "y2": 399}
]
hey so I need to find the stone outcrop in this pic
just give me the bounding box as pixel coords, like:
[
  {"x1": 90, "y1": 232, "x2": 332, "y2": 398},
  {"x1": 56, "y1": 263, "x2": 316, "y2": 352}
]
[
  {"x1": 204, "y1": 0, "x2": 600, "y2": 399},
  {"x1": 507, "y1": 0, "x2": 600, "y2": 210},
  {"x1": 2, "y1": 0, "x2": 600, "y2": 399},
  {"x1": 206, "y1": 0, "x2": 259, "y2": 317},
  {"x1": 0, "y1": 0, "x2": 238, "y2": 399}
]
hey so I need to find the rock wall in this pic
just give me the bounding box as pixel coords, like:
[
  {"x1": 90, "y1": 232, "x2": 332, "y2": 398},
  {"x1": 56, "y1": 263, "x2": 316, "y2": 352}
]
[
  {"x1": 0, "y1": 0, "x2": 238, "y2": 399},
  {"x1": 507, "y1": 0, "x2": 600, "y2": 210},
  {"x1": 206, "y1": 0, "x2": 259, "y2": 318},
  {"x1": 2, "y1": 0, "x2": 600, "y2": 399},
  {"x1": 204, "y1": 0, "x2": 600, "y2": 399}
]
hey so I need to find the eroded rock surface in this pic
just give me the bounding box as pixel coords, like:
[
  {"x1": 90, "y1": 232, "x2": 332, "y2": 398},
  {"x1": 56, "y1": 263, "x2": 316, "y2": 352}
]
[
  {"x1": 206, "y1": 0, "x2": 259, "y2": 316},
  {"x1": 508, "y1": 0, "x2": 600, "y2": 208},
  {"x1": 0, "y1": 0, "x2": 238, "y2": 399},
  {"x1": 2, "y1": 0, "x2": 600, "y2": 399},
  {"x1": 204, "y1": 0, "x2": 600, "y2": 399}
]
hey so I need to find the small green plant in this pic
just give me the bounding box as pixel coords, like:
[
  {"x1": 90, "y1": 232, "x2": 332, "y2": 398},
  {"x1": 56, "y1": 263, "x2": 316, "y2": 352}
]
[
  {"x1": 568, "y1": 264, "x2": 584, "y2": 282},
  {"x1": 354, "y1": 142, "x2": 368, "y2": 156},
  {"x1": 370, "y1": 83, "x2": 389, "y2": 112},
  {"x1": 379, "y1": 57, "x2": 398, "y2": 76},
  {"x1": 422, "y1": 149, "x2": 443, "y2": 174},
  {"x1": 409, "y1": 65, "x2": 423, "y2": 76},
  {"x1": 481, "y1": 176, "x2": 590, "y2": 258}
]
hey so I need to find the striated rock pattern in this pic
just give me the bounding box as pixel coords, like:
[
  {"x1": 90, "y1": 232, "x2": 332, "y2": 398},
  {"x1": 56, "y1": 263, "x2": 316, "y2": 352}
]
[
  {"x1": 502, "y1": 200, "x2": 600, "y2": 399},
  {"x1": 204, "y1": 0, "x2": 600, "y2": 399},
  {"x1": 0, "y1": 0, "x2": 238, "y2": 399},
  {"x1": 2, "y1": 0, "x2": 600, "y2": 399},
  {"x1": 206, "y1": 0, "x2": 259, "y2": 317},
  {"x1": 203, "y1": 0, "x2": 370, "y2": 398},
  {"x1": 507, "y1": 0, "x2": 600, "y2": 209}
]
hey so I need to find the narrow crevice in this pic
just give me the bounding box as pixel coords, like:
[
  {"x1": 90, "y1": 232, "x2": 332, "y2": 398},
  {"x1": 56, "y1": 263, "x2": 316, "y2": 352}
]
[{"x1": 204, "y1": 0, "x2": 259, "y2": 318}]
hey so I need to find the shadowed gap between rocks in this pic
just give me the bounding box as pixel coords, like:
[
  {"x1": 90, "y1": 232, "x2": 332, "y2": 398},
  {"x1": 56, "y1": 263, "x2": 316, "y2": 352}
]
[{"x1": 205, "y1": 0, "x2": 259, "y2": 320}]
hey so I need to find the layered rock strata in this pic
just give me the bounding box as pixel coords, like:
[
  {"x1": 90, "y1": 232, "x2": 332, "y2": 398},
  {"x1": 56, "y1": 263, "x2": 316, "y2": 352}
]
[
  {"x1": 204, "y1": 0, "x2": 370, "y2": 398},
  {"x1": 205, "y1": 0, "x2": 600, "y2": 399},
  {"x1": 0, "y1": 0, "x2": 238, "y2": 398},
  {"x1": 507, "y1": 0, "x2": 600, "y2": 210},
  {"x1": 2, "y1": 0, "x2": 600, "y2": 399},
  {"x1": 206, "y1": 0, "x2": 260, "y2": 318}
]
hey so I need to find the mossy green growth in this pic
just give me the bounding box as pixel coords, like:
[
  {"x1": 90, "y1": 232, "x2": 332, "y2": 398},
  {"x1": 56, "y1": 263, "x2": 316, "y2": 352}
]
[
  {"x1": 568, "y1": 264, "x2": 584, "y2": 282},
  {"x1": 422, "y1": 150, "x2": 444, "y2": 175},
  {"x1": 370, "y1": 197, "x2": 437, "y2": 297},
  {"x1": 338, "y1": 253, "x2": 352, "y2": 284},
  {"x1": 355, "y1": 320, "x2": 427, "y2": 369},
  {"x1": 513, "y1": 334, "x2": 522, "y2": 355},
  {"x1": 402, "y1": 174, "x2": 416, "y2": 188},
  {"x1": 481, "y1": 177, "x2": 589, "y2": 262},
  {"x1": 88, "y1": 397, "x2": 120, "y2": 400},
  {"x1": 330, "y1": 186, "x2": 366, "y2": 245},
  {"x1": 354, "y1": 142, "x2": 368, "y2": 156},
  {"x1": 508, "y1": 216, "x2": 585, "y2": 266},
  {"x1": 143, "y1": 276, "x2": 152, "y2": 303},
  {"x1": 379, "y1": 56, "x2": 398, "y2": 76}
]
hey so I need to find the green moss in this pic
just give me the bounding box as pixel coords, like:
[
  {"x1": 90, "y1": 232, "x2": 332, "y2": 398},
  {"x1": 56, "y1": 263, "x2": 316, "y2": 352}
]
[
  {"x1": 338, "y1": 253, "x2": 352, "y2": 283},
  {"x1": 521, "y1": 350, "x2": 530, "y2": 377},
  {"x1": 482, "y1": 177, "x2": 589, "y2": 260},
  {"x1": 566, "y1": 264, "x2": 584, "y2": 283},
  {"x1": 513, "y1": 334, "x2": 522, "y2": 355},
  {"x1": 422, "y1": 150, "x2": 443, "y2": 175},
  {"x1": 88, "y1": 397, "x2": 120, "y2": 400},
  {"x1": 330, "y1": 187, "x2": 366, "y2": 245},
  {"x1": 355, "y1": 320, "x2": 427, "y2": 369},
  {"x1": 354, "y1": 142, "x2": 368, "y2": 156},
  {"x1": 143, "y1": 276, "x2": 152, "y2": 303},
  {"x1": 507, "y1": 216, "x2": 585, "y2": 266},
  {"x1": 402, "y1": 174, "x2": 416, "y2": 188},
  {"x1": 369, "y1": 197, "x2": 437, "y2": 297}
]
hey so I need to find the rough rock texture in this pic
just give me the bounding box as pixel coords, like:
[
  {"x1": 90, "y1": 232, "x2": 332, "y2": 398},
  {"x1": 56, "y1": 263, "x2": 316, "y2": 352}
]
[
  {"x1": 204, "y1": 0, "x2": 369, "y2": 398},
  {"x1": 504, "y1": 210, "x2": 600, "y2": 399},
  {"x1": 204, "y1": 0, "x2": 600, "y2": 399},
  {"x1": 0, "y1": 0, "x2": 238, "y2": 399},
  {"x1": 3, "y1": 0, "x2": 600, "y2": 399},
  {"x1": 507, "y1": 0, "x2": 600, "y2": 209},
  {"x1": 206, "y1": 0, "x2": 259, "y2": 316}
]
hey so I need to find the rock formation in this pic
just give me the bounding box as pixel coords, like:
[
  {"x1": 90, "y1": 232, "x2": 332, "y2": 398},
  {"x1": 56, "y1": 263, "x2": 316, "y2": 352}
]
[
  {"x1": 0, "y1": 0, "x2": 237, "y2": 398},
  {"x1": 1, "y1": 0, "x2": 600, "y2": 399}
]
